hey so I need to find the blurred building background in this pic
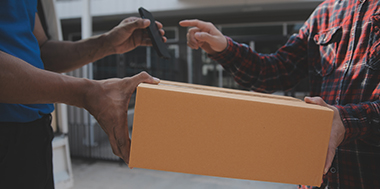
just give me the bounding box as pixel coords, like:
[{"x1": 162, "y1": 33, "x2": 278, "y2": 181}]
[
  {"x1": 57, "y1": 0, "x2": 322, "y2": 88},
  {"x1": 45, "y1": 0, "x2": 324, "y2": 188},
  {"x1": 56, "y1": 0, "x2": 324, "y2": 161}
]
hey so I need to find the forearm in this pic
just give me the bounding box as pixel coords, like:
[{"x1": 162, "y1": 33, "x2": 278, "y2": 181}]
[
  {"x1": 210, "y1": 37, "x2": 262, "y2": 90},
  {"x1": 40, "y1": 34, "x2": 112, "y2": 73},
  {"x1": 336, "y1": 100, "x2": 380, "y2": 146},
  {"x1": 210, "y1": 37, "x2": 308, "y2": 93},
  {"x1": 0, "y1": 50, "x2": 94, "y2": 108}
]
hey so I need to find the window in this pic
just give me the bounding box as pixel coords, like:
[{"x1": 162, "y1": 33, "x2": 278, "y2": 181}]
[
  {"x1": 222, "y1": 25, "x2": 283, "y2": 37},
  {"x1": 164, "y1": 27, "x2": 179, "y2": 42}
]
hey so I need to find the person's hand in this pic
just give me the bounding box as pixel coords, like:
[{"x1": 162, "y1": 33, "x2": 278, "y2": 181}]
[
  {"x1": 83, "y1": 71, "x2": 160, "y2": 164},
  {"x1": 179, "y1": 19, "x2": 227, "y2": 55},
  {"x1": 304, "y1": 97, "x2": 346, "y2": 174},
  {"x1": 103, "y1": 17, "x2": 167, "y2": 55}
]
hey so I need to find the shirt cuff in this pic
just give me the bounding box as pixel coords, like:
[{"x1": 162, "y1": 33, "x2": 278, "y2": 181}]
[
  {"x1": 335, "y1": 105, "x2": 352, "y2": 145},
  {"x1": 334, "y1": 103, "x2": 379, "y2": 145},
  {"x1": 207, "y1": 36, "x2": 234, "y2": 65}
]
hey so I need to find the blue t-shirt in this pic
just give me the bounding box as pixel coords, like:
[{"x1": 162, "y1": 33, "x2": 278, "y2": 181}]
[{"x1": 0, "y1": 0, "x2": 54, "y2": 123}]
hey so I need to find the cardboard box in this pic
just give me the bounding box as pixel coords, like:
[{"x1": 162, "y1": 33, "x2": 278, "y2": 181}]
[{"x1": 129, "y1": 80, "x2": 333, "y2": 186}]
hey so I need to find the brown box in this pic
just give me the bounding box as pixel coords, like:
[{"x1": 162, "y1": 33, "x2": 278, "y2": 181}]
[{"x1": 129, "y1": 80, "x2": 333, "y2": 186}]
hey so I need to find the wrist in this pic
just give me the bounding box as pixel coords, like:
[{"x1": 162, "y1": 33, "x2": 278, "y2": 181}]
[
  {"x1": 80, "y1": 79, "x2": 101, "y2": 113},
  {"x1": 80, "y1": 34, "x2": 114, "y2": 63},
  {"x1": 333, "y1": 105, "x2": 348, "y2": 145},
  {"x1": 97, "y1": 33, "x2": 115, "y2": 57},
  {"x1": 62, "y1": 76, "x2": 98, "y2": 111},
  {"x1": 219, "y1": 36, "x2": 228, "y2": 53}
]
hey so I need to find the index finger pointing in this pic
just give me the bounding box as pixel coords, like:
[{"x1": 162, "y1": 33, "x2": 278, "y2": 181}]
[{"x1": 179, "y1": 19, "x2": 210, "y2": 29}]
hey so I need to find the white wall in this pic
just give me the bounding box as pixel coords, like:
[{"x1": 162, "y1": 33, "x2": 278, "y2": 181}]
[{"x1": 56, "y1": 0, "x2": 323, "y2": 19}]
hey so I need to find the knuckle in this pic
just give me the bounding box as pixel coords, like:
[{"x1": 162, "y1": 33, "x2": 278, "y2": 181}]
[
  {"x1": 116, "y1": 137, "x2": 126, "y2": 148},
  {"x1": 138, "y1": 71, "x2": 149, "y2": 78},
  {"x1": 140, "y1": 71, "x2": 148, "y2": 75},
  {"x1": 133, "y1": 20, "x2": 141, "y2": 27}
]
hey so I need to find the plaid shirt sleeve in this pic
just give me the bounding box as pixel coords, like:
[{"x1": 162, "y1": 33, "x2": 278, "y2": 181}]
[
  {"x1": 209, "y1": 0, "x2": 380, "y2": 188},
  {"x1": 209, "y1": 34, "x2": 309, "y2": 93},
  {"x1": 336, "y1": 101, "x2": 380, "y2": 146},
  {"x1": 209, "y1": 1, "x2": 380, "y2": 147}
]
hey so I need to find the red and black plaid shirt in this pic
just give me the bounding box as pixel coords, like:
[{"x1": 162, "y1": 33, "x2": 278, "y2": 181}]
[{"x1": 210, "y1": 0, "x2": 380, "y2": 188}]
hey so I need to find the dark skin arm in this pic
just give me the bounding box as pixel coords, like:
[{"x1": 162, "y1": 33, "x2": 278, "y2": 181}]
[
  {"x1": 34, "y1": 14, "x2": 166, "y2": 73},
  {"x1": 0, "y1": 51, "x2": 158, "y2": 163},
  {"x1": 0, "y1": 14, "x2": 166, "y2": 164}
]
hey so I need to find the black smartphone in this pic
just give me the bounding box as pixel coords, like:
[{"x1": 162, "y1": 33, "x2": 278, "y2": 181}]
[{"x1": 138, "y1": 7, "x2": 171, "y2": 59}]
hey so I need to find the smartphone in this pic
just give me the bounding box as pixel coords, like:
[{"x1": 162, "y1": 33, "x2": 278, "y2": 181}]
[{"x1": 138, "y1": 7, "x2": 171, "y2": 59}]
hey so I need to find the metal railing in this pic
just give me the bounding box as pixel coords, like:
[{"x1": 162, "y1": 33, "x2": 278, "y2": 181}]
[{"x1": 67, "y1": 47, "x2": 182, "y2": 160}]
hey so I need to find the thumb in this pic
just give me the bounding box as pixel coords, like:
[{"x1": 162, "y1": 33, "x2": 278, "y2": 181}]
[
  {"x1": 195, "y1": 32, "x2": 218, "y2": 44},
  {"x1": 194, "y1": 32, "x2": 227, "y2": 53},
  {"x1": 304, "y1": 96, "x2": 328, "y2": 107},
  {"x1": 131, "y1": 71, "x2": 160, "y2": 85},
  {"x1": 134, "y1": 19, "x2": 151, "y2": 30},
  {"x1": 121, "y1": 18, "x2": 150, "y2": 34}
]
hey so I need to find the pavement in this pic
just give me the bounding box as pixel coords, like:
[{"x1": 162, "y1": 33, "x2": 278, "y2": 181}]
[{"x1": 69, "y1": 158, "x2": 298, "y2": 189}]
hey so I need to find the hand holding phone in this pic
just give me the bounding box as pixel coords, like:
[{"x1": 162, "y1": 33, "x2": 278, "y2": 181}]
[{"x1": 139, "y1": 7, "x2": 171, "y2": 59}]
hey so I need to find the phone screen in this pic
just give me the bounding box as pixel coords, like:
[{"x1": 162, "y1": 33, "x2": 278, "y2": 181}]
[{"x1": 138, "y1": 7, "x2": 171, "y2": 59}]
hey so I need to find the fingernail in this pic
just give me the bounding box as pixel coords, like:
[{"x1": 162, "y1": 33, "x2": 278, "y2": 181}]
[
  {"x1": 153, "y1": 77, "x2": 160, "y2": 83},
  {"x1": 304, "y1": 97, "x2": 312, "y2": 103}
]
